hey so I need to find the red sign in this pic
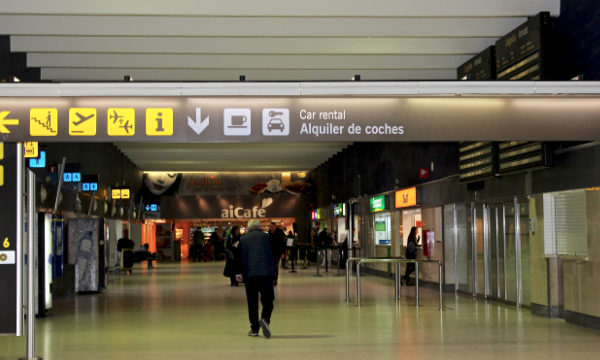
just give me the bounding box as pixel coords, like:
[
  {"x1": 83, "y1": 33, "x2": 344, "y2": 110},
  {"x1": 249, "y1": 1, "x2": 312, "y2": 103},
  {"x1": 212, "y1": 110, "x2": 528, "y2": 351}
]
[{"x1": 418, "y1": 168, "x2": 430, "y2": 179}]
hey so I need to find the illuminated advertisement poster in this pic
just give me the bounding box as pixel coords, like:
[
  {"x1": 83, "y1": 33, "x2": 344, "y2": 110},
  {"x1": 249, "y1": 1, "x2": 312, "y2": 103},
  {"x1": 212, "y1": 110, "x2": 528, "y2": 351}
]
[
  {"x1": 370, "y1": 196, "x2": 386, "y2": 212},
  {"x1": 395, "y1": 187, "x2": 418, "y2": 208},
  {"x1": 68, "y1": 218, "x2": 99, "y2": 293}
]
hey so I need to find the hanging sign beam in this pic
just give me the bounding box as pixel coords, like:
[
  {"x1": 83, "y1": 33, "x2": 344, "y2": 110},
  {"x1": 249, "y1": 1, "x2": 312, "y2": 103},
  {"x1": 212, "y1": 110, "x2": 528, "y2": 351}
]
[{"x1": 0, "y1": 93, "x2": 599, "y2": 142}]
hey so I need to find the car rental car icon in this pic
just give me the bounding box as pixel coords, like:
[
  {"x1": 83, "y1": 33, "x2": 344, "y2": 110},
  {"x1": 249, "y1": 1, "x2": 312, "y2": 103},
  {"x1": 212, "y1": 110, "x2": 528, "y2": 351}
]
[{"x1": 267, "y1": 118, "x2": 285, "y2": 132}]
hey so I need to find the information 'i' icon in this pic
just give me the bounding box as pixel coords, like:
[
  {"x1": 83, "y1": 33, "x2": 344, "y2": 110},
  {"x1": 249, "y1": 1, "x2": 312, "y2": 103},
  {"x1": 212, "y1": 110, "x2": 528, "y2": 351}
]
[{"x1": 146, "y1": 108, "x2": 173, "y2": 136}]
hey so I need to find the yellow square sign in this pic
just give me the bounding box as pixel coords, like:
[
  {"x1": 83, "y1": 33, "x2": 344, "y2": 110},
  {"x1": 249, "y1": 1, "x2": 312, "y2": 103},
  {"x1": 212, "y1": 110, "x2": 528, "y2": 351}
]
[
  {"x1": 0, "y1": 165, "x2": 3, "y2": 187},
  {"x1": 107, "y1": 108, "x2": 135, "y2": 136},
  {"x1": 30, "y1": 108, "x2": 58, "y2": 136},
  {"x1": 121, "y1": 189, "x2": 130, "y2": 199},
  {"x1": 146, "y1": 108, "x2": 173, "y2": 136},
  {"x1": 111, "y1": 189, "x2": 121, "y2": 199},
  {"x1": 24, "y1": 142, "x2": 39, "y2": 158},
  {"x1": 69, "y1": 108, "x2": 97, "y2": 136}
]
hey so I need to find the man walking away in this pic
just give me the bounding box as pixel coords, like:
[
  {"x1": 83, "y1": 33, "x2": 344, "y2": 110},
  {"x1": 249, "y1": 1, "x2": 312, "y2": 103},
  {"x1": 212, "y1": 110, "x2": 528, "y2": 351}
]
[{"x1": 236, "y1": 219, "x2": 275, "y2": 338}]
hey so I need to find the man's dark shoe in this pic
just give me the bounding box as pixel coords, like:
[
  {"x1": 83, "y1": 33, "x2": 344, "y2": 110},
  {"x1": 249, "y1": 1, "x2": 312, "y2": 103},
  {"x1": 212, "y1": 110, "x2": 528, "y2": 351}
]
[
  {"x1": 259, "y1": 318, "x2": 271, "y2": 338},
  {"x1": 248, "y1": 330, "x2": 259, "y2": 337}
]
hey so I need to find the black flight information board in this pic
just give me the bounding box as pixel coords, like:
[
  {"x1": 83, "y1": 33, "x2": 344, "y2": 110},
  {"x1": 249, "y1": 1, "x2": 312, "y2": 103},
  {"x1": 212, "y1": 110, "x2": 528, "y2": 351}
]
[
  {"x1": 495, "y1": 12, "x2": 551, "y2": 80},
  {"x1": 0, "y1": 142, "x2": 20, "y2": 335},
  {"x1": 457, "y1": 46, "x2": 496, "y2": 80}
]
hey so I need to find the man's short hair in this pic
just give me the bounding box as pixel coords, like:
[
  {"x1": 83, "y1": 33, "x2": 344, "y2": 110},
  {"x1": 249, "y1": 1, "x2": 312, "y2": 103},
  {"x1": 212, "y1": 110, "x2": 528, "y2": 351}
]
[{"x1": 248, "y1": 219, "x2": 262, "y2": 230}]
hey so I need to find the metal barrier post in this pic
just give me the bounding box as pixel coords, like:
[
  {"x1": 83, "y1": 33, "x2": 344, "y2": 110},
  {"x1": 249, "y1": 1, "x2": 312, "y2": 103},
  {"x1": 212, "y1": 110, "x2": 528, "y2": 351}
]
[
  {"x1": 324, "y1": 248, "x2": 329, "y2": 273},
  {"x1": 439, "y1": 261, "x2": 443, "y2": 310},
  {"x1": 336, "y1": 247, "x2": 341, "y2": 276},
  {"x1": 395, "y1": 262, "x2": 400, "y2": 301},
  {"x1": 345, "y1": 259, "x2": 350, "y2": 302},
  {"x1": 357, "y1": 262, "x2": 361, "y2": 307},
  {"x1": 290, "y1": 247, "x2": 297, "y2": 273},
  {"x1": 315, "y1": 249, "x2": 322, "y2": 277},
  {"x1": 415, "y1": 261, "x2": 419, "y2": 307}
]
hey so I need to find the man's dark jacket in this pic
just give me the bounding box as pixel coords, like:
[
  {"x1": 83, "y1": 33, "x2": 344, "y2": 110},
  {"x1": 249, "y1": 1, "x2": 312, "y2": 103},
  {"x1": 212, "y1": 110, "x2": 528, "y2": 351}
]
[{"x1": 236, "y1": 228, "x2": 275, "y2": 278}]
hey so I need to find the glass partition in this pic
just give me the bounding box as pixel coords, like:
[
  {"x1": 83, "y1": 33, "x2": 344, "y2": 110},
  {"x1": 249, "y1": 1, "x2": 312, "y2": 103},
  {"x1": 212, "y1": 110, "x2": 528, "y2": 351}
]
[
  {"x1": 519, "y1": 199, "x2": 531, "y2": 306},
  {"x1": 475, "y1": 204, "x2": 485, "y2": 296},
  {"x1": 505, "y1": 202, "x2": 518, "y2": 304},
  {"x1": 457, "y1": 204, "x2": 471, "y2": 293}
]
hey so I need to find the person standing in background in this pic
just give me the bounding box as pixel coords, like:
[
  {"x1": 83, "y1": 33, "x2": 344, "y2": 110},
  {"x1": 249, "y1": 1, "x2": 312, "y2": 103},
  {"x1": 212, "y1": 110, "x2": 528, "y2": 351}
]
[
  {"x1": 224, "y1": 225, "x2": 241, "y2": 286},
  {"x1": 404, "y1": 226, "x2": 420, "y2": 285},
  {"x1": 235, "y1": 219, "x2": 275, "y2": 338},
  {"x1": 268, "y1": 222, "x2": 286, "y2": 286},
  {"x1": 117, "y1": 229, "x2": 135, "y2": 273}
]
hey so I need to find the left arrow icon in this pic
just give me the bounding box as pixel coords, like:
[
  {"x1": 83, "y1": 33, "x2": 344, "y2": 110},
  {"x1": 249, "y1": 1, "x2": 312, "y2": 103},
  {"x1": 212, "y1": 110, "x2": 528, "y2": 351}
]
[
  {"x1": 0, "y1": 111, "x2": 19, "y2": 134},
  {"x1": 187, "y1": 108, "x2": 210, "y2": 135}
]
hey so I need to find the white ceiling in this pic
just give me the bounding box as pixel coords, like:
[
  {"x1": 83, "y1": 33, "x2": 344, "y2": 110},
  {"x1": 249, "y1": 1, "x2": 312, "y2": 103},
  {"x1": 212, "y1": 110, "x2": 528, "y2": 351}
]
[
  {"x1": 115, "y1": 142, "x2": 352, "y2": 172},
  {"x1": 0, "y1": 0, "x2": 560, "y2": 82},
  {"x1": 1, "y1": 1, "x2": 560, "y2": 173}
]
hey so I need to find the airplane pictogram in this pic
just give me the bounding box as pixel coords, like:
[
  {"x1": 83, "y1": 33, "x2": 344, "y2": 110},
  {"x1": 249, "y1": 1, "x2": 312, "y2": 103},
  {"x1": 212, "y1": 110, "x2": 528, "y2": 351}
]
[
  {"x1": 107, "y1": 109, "x2": 135, "y2": 135},
  {"x1": 120, "y1": 120, "x2": 133, "y2": 134},
  {"x1": 72, "y1": 112, "x2": 95, "y2": 126},
  {"x1": 109, "y1": 110, "x2": 123, "y2": 123}
]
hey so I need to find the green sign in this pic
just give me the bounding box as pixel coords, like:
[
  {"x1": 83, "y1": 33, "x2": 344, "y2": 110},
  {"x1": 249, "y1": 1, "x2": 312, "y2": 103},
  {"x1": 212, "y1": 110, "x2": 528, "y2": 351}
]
[
  {"x1": 370, "y1": 196, "x2": 386, "y2": 212},
  {"x1": 375, "y1": 221, "x2": 386, "y2": 231}
]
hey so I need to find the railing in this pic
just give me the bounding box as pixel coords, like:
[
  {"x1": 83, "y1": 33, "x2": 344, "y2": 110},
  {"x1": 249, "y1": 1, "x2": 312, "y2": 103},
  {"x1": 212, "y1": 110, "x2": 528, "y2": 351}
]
[{"x1": 345, "y1": 257, "x2": 444, "y2": 309}]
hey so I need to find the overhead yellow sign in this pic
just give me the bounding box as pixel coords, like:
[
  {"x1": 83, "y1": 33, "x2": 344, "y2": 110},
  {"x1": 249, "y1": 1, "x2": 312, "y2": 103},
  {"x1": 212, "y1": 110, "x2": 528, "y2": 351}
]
[
  {"x1": 69, "y1": 108, "x2": 97, "y2": 136},
  {"x1": 24, "y1": 142, "x2": 39, "y2": 158},
  {"x1": 0, "y1": 111, "x2": 20, "y2": 134},
  {"x1": 111, "y1": 189, "x2": 121, "y2": 199},
  {"x1": 30, "y1": 108, "x2": 58, "y2": 136},
  {"x1": 146, "y1": 108, "x2": 173, "y2": 136},
  {"x1": 111, "y1": 188, "x2": 130, "y2": 199},
  {"x1": 0, "y1": 142, "x2": 3, "y2": 186},
  {"x1": 395, "y1": 187, "x2": 418, "y2": 208},
  {"x1": 107, "y1": 108, "x2": 135, "y2": 136},
  {"x1": 121, "y1": 188, "x2": 130, "y2": 199}
]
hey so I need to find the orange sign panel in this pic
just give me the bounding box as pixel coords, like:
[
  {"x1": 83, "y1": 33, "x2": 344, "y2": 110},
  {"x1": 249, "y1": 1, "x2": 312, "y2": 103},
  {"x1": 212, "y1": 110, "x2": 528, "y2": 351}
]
[{"x1": 395, "y1": 187, "x2": 417, "y2": 208}]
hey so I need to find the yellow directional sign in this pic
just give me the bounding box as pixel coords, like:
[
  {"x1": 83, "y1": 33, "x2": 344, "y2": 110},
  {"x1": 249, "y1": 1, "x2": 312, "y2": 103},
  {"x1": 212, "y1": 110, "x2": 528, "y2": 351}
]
[
  {"x1": 111, "y1": 189, "x2": 122, "y2": 199},
  {"x1": 107, "y1": 108, "x2": 135, "y2": 136},
  {"x1": 24, "y1": 142, "x2": 39, "y2": 158},
  {"x1": 30, "y1": 108, "x2": 58, "y2": 136},
  {"x1": 0, "y1": 111, "x2": 20, "y2": 134},
  {"x1": 69, "y1": 108, "x2": 97, "y2": 136},
  {"x1": 121, "y1": 188, "x2": 130, "y2": 199},
  {"x1": 146, "y1": 108, "x2": 173, "y2": 136},
  {"x1": 0, "y1": 142, "x2": 3, "y2": 186}
]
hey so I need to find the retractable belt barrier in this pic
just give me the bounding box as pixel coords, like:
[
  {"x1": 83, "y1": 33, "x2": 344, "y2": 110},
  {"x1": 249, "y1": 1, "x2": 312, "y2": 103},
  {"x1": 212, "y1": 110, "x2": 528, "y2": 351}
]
[{"x1": 345, "y1": 257, "x2": 443, "y2": 309}]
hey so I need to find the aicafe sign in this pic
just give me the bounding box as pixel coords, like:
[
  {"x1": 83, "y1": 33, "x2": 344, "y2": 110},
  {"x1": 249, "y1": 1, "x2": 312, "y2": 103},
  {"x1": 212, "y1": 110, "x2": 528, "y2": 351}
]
[{"x1": 161, "y1": 194, "x2": 301, "y2": 219}]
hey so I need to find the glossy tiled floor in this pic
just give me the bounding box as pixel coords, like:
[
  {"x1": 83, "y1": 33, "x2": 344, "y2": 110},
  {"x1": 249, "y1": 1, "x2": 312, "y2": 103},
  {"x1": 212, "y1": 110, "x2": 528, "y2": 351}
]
[{"x1": 2, "y1": 261, "x2": 600, "y2": 359}]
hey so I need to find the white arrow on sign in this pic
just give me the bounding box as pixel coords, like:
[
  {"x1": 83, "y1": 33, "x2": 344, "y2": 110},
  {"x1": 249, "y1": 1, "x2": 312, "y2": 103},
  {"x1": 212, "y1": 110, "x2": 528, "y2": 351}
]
[{"x1": 187, "y1": 108, "x2": 210, "y2": 135}]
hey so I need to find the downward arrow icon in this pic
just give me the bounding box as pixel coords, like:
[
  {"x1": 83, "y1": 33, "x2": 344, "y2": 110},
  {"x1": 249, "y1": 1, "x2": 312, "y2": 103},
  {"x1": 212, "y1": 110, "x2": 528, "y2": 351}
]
[{"x1": 187, "y1": 108, "x2": 210, "y2": 135}]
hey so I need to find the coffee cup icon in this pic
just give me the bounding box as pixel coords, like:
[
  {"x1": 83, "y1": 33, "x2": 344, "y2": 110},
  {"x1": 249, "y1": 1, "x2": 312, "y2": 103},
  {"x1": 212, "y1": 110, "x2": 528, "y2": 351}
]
[{"x1": 229, "y1": 115, "x2": 247, "y2": 127}]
